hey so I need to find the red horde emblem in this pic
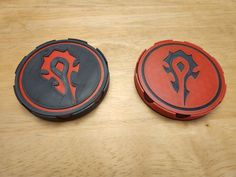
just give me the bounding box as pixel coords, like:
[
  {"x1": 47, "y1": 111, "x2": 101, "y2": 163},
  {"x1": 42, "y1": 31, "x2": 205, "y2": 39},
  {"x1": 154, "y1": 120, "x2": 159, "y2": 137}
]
[
  {"x1": 41, "y1": 50, "x2": 80, "y2": 103},
  {"x1": 135, "y1": 40, "x2": 226, "y2": 120}
]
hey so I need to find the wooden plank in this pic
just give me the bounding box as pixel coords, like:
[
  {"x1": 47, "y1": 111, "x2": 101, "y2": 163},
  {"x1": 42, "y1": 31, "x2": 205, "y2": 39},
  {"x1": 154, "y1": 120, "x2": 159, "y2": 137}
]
[{"x1": 0, "y1": 0, "x2": 235, "y2": 176}]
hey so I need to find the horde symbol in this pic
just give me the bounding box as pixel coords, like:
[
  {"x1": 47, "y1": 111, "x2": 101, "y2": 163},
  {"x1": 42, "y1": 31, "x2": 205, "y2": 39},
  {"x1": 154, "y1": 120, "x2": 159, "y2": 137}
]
[
  {"x1": 41, "y1": 50, "x2": 80, "y2": 103},
  {"x1": 163, "y1": 50, "x2": 199, "y2": 105}
]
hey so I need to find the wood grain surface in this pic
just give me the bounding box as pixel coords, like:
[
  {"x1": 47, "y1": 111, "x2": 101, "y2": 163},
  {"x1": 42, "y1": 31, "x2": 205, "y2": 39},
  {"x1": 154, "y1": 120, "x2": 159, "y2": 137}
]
[{"x1": 0, "y1": 0, "x2": 236, "y2": 177}]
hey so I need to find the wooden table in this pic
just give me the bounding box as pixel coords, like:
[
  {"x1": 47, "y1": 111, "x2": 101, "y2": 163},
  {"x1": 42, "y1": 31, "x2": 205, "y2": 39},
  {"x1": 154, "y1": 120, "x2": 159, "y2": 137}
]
[{"x1": 0, "y1": 1, "x2": 235, "y2": 176}]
